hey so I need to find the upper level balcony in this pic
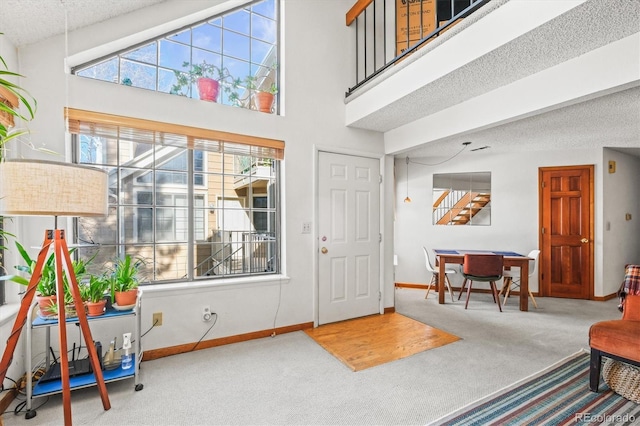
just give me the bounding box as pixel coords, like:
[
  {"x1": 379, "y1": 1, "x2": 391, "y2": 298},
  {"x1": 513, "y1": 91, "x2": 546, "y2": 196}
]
[{"x1": 344, "y1": 0, "x2": 640, "y2": 156}]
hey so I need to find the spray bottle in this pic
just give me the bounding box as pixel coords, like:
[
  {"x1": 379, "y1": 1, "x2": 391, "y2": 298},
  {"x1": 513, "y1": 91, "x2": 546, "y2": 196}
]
[{"x1": 121, "y1": 332, "x2": 132, "y2": 370}]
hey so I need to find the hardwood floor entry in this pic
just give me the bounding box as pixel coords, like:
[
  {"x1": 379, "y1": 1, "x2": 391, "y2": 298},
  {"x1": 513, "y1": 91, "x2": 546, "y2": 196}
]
[{"x1": 304, "y1": 313, "x2": 460, "y2": 371}]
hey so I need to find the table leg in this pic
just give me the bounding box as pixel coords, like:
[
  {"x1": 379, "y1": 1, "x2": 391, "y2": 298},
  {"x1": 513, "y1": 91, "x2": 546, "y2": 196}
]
[
  {"x1": 520, "y1": 260, "x2": 529, "y2": 312},
  {"x1": 438, "y1": 259, "x2": 446, "y2": 304}
]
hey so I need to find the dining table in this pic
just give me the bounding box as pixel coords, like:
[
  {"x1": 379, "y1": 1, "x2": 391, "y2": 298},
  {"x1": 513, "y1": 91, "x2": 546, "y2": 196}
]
[{"x1": 434, "y1": 249, "x2": 534, "y2": 311}]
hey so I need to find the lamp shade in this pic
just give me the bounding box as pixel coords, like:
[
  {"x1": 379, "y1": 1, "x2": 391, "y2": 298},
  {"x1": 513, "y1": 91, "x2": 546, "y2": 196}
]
[{"x1": 0, "y1": 159, "x2": 108, "y2": 217}]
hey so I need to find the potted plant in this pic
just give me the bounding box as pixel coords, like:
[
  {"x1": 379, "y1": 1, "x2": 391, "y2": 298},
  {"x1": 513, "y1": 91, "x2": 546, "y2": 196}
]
[
  {"x1": 1, "y1": 38, "x2": 37, "y2": 266},
  {"x1": 85, "y1": 274, "x2": 110, "y2": 316},
  {"x1": 110, "y1": 254, "x2": 145, "y2": 307},
  {"x1": 171, "y1": 61, "x2": 239, "y2": 103},
  {"x1": 0, "y1": 241, "x2": 94, "y2": 317},
  {"x1": 0, "y1": 241, "x2": 57, "y2": 316},
  {"x1": 243, "y1": 64, "x2": 278, "y2": 113}
]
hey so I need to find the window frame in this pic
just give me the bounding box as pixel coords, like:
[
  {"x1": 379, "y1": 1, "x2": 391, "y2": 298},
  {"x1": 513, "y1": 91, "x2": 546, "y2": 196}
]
[
  {"x1": 71, "y1": 0, "x2": 280, "y2": 113},
  {"x1": 68, "y1": 109, "x2": 283, "y2": 285}
]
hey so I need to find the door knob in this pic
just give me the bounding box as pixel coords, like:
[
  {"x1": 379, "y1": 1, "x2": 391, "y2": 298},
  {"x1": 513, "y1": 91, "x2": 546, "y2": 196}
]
[
  {"x1": 321, "y1": 247, "x2": 328, "y2": 254},
  {"x1": 581, "y1": 238, "x2": 589, "y2": 243}
]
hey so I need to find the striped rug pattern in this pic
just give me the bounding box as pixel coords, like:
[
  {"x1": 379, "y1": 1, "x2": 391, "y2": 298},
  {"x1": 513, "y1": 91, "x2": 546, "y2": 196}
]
[{"x1": 430, "y1": 350, "x2": 640, "y2": 425}]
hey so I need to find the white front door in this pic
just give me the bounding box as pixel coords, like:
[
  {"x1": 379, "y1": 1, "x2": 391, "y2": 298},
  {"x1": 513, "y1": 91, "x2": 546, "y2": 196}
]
[{"x1": 318, "y1": 152, "x2": 381, "y2": 325}]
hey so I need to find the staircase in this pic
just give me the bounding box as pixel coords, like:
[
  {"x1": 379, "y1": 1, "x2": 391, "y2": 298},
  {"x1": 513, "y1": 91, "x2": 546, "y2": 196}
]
[{"x1": 433, "y1": 190, "x2": 491, "y2": 225}]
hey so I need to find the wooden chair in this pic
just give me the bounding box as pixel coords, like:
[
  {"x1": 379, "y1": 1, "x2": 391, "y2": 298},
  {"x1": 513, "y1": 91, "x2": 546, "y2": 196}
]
[
  {"x1": 500, "y1": 249, "x2": 540, "y2": 308},
  {"x1": 423, "y1": 247, "x2": 455, "y2": 302},
  {"x1": 459, "y1": 254, "x2": 503, "y2": 312}
]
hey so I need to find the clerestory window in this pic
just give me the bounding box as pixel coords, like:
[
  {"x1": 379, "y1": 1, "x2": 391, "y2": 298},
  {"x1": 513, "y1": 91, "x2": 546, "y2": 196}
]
[
  {"x1": 69, "y1": 108, "x2": 283, "y2": 284},
  {"x1": 72, "y1": 0, "x2": 279, "y2": 113}
]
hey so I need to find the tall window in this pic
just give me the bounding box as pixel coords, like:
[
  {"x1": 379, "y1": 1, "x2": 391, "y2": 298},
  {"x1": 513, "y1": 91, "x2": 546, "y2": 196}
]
[
  {"x1": 72, "y1": 0, "x2": 279, "y2": 112},
  {"x1": 69, "y1": 109, "x2": 283, "y2": 284}
]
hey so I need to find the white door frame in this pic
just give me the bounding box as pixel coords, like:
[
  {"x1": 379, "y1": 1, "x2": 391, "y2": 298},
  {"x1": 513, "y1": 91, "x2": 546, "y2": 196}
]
[{"x1": 312, "y1": 146, "x2": 386, "y2": 327}]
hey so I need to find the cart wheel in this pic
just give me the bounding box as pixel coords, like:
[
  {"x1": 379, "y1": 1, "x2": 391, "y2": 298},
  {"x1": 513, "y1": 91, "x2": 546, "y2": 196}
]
[
  {"x1": 25, "y1": 409, "x2": 37, "y2": 419},
  {"x1": 135, "y1": 383, "x2": 144, "y2": 391}
]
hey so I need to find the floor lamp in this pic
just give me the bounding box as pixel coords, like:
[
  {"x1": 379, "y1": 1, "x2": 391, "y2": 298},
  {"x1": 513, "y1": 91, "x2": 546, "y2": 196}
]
[{"x1": 0, "y1": 159, "x2": 110, "y2": 425}]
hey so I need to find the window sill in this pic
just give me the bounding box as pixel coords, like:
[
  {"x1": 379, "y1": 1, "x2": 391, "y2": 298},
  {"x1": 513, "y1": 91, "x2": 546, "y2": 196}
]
[
  {"x1": 139, "y1": 274, "x2": 291, "y2": 297},
  {"x1": 0, "y1": 303, "x2": 21, "y2": 328}
]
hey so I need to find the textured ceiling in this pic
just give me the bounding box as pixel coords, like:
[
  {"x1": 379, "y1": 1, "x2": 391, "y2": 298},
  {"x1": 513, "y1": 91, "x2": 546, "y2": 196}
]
[
  {"x1": 0, "y1": 0, "x2": 168, "y2": 48},
  {"x1": 345, "y1": 0, "x2": 640, "y2": 159},
  {"x1": 350, "y1": 0, "x2": 640, "y2": 133},
  {"x1": 403, "y1": 86, "x2": 640, "y2": 158}
]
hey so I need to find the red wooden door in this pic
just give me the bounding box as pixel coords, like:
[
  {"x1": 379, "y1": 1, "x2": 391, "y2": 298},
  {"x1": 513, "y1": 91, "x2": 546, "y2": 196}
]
[{"x1": 539, "y1": 165, "x2": 593, "y2": 299}]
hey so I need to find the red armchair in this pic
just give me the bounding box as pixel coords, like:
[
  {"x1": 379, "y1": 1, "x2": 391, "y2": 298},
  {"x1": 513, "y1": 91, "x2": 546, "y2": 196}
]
[{"x1": 589, "y1": 294, "x2": 640, "y2": 392}]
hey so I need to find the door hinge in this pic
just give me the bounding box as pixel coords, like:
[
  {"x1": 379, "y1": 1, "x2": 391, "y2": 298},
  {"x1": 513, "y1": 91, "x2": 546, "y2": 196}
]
[
  {"x1": 379, "y1": 175, "x2": 382, "y2": 184},
  {"x1": 541, "y1": 227, "x2": 545, "y2": 234},
  {"x1": 541, "y1": 181, "x2": 546, "y2": 188},
  {"x1": 379, "y1": 233, "x2": 382, "y2": 243},
  {"x1": 378, "y1": 291, "x2": 382, "y2": 301}
]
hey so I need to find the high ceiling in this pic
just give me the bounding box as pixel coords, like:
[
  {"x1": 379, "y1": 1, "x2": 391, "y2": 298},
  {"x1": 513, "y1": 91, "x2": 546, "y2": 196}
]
[
  {"x1": 0, "y1": 0, "x2": 167, "y2": 48},
  {"x1": 1, "y1": 0, "x2": 638, "y2": 160}
]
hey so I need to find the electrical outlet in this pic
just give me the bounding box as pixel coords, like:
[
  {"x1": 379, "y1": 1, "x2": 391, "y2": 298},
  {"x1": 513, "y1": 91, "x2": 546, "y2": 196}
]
[
  {"x1": 203, "y1": 306, "x2": 212, "y2": 322},
  {"x1": 153, "y1": 312, "x2": 163, "y2": 326}
]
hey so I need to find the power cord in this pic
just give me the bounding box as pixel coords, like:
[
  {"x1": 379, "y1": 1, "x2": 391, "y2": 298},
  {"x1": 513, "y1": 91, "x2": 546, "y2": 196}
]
[
  {"x1": 1, "y1": 376, "x2": 19, "y2": 393},
  {"x1": 190, "y1": 313, "x2": 218, "y2": 352},
  {"x1": 11, "y1": 396, "x2": 49, "y2": 416},
  {"x1": 271, "y1": 277, "x2": 283, "y2": 337}
]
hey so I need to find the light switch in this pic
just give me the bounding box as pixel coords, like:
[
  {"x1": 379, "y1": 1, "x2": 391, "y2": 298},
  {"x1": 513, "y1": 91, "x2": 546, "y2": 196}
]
[{"x1": 302, "y1": 222, "x2": 312, "y2": 233}]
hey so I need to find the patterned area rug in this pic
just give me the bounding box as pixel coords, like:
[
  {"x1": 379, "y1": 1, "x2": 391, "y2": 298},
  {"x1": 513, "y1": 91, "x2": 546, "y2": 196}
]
[
  {"x1": 429, "y1": 350, "x2": 640, "y2": 425},
  {"x1": 304, "y1": 313, "x2": 460, "y2": 371}
]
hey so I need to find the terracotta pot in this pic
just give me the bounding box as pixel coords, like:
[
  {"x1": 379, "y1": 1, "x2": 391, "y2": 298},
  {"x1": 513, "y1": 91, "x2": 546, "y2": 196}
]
[
  {"x1": 254, "y1": 92, "x2": 274, "y2": 113},
  {"x1": 87, "y1": 299, "x2": 107, "y2": 317},
  {"x1": 115, "y1": 289, "x2": 138, "y2": 306},
  {"x1": 197, "y1": 77, "x2": 219, "y2": 102},
  {"x1": 36, "y1": 295, "x2": 56, "y2": 317}
]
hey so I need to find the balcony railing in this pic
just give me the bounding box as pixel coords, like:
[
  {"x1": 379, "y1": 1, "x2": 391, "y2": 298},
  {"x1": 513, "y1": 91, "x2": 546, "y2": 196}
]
[
  {"x1": 345, "y1": 0, "x2": 490, "y2": 97},
  {"x1": 193, "y1": 231, "x2": 276, "y2": 278}
]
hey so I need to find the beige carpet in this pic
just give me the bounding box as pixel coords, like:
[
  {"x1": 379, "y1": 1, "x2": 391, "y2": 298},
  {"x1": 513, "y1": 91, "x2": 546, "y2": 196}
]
[{"x1": 304, "y1": 312, "x2": 460, "y2": 371}]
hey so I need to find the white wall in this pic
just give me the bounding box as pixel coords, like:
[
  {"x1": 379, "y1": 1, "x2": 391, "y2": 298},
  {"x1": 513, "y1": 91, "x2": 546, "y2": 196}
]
[
  {"x1": 393, "y1": 147, "x2": 619, "y2": 297},
  {"x1": 5, "y1": 0, "x2": 388, "y2": 363},
  {"x1": 602, "y1": 149, "x2": 640, "y2": 294}
]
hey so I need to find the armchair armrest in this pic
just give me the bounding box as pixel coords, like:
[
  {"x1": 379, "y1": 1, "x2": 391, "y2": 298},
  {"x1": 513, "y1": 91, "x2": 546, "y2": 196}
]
[{"x1": 623, "y1": 295, "x2": 640, "y2": 321}]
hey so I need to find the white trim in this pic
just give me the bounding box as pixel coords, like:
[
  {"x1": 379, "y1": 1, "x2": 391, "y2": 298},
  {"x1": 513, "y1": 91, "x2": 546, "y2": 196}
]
[{"x1": 140, "y1": 274, "x2": 290, "y2": 299}]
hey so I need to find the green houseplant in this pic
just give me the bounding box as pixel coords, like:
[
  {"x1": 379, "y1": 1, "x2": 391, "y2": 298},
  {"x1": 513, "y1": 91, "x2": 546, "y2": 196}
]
[
  {"x1": 243, "y1": 64, "x2": 278, "y2": 113},
  {"x1": 85, "y1": 274, "x2": 111, "y2": 316},
  {"x1": 170, "y1": 61, "x2": 240, "y2": 103},
  {"x1": 0, "y1": 241, "x2": 57, "y2": 315},
  {"x1": 110, "y1": 254, "x2": 145, "y2": 307},
  {"x1": 0, "y1": 35, "x2": 37, "y2": 269},
  {"x1": 0, "y1": 241, "x2": 94, "y2": 317}
]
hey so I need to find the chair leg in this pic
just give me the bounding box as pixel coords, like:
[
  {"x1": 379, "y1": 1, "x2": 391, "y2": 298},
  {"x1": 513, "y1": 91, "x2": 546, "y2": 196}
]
[
  {"x1": 529, "y1": 289, "x2": 538, "y2": 309},
  {"x1": 459, "y1": 279, "x2": 468, "y2": 300},
  {"x1": 490, "y1": 280, "x2": 502, "y2": 312},
  {"x1": 464, "y1": 280, "x2": 473, "y2": 309},
  {"x1": 499, "y1": 277, "x2": 510, "y2": 296},
  {"x1": 425, "y1": 274, "x2": 436, "y2": 299},
  {"x1": 590, "y1": 349, "x2": 602, "y2": 392},
  {"x1": 503, "y1": 278, "x2": 512, "y2": 306},
  {"x1": 445, "y1": 275, "x2": 454, "y2": 302}
]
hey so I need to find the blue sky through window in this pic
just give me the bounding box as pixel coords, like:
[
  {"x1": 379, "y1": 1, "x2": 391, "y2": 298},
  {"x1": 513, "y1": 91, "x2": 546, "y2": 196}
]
[{"x1": 73, "y1": 0, "x2": 278, "y2": 109}]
